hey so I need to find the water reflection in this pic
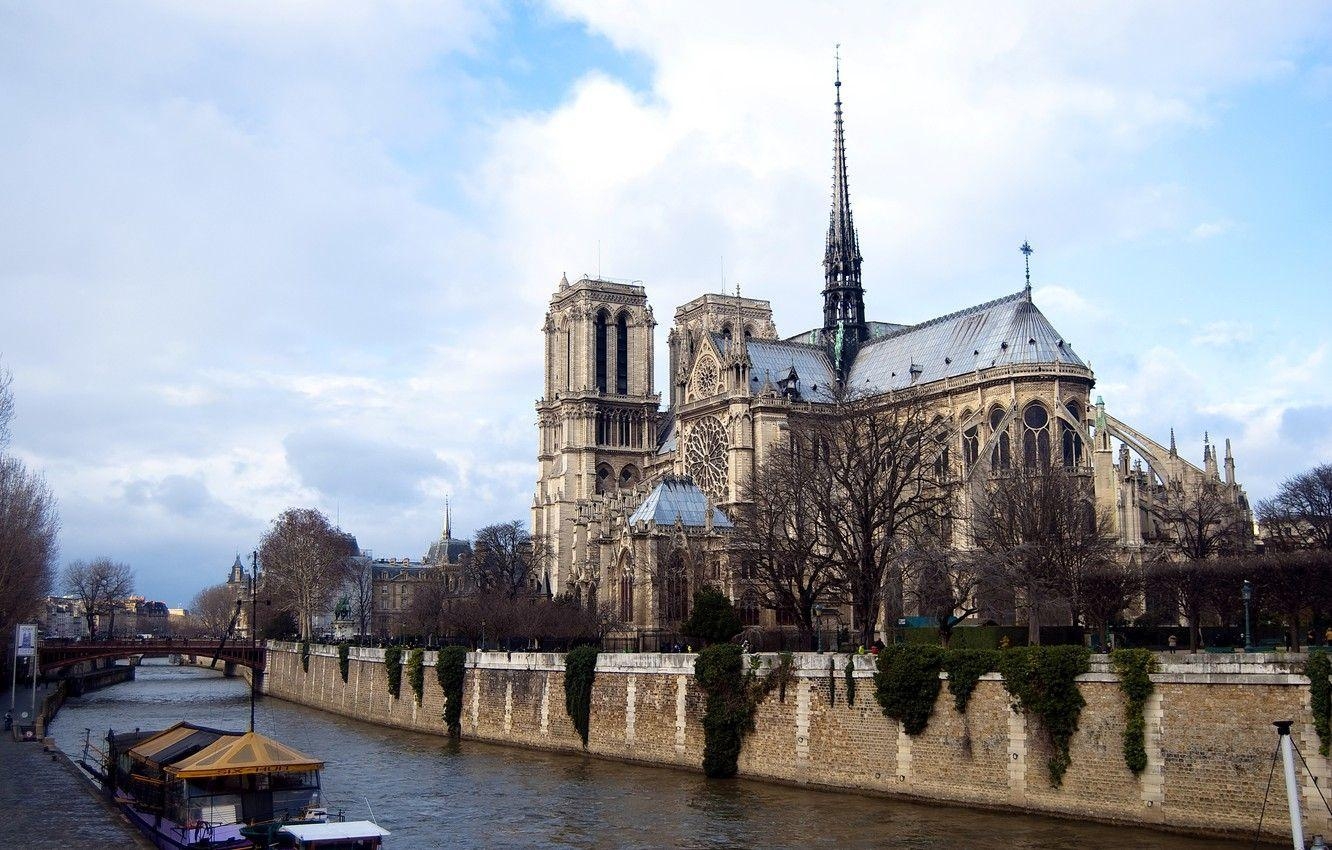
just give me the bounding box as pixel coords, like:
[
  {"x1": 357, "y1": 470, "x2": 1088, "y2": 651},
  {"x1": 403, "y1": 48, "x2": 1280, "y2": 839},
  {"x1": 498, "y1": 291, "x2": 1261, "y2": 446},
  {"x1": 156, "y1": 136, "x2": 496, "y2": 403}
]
[{"x1": 51, "y1": 662, "x2": 1248, "y2": 850}]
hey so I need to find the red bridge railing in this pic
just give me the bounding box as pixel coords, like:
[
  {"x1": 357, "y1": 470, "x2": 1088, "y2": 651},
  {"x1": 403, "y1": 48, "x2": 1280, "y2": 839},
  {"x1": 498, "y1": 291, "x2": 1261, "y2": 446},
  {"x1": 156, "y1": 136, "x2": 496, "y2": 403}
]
[{"x1": 37, "y1": 639, "x2": 266, "y2": 672}]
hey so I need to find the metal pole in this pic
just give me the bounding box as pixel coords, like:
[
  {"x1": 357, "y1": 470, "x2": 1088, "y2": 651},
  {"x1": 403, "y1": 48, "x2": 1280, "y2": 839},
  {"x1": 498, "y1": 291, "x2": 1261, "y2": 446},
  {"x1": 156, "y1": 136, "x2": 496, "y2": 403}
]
[
  {"x1": 30, "y1": 643, "x2": 37, "y2": 730},
  {"x1": 250, "y1": 552, "x2": 258, "y2": 734},
  {"x1": 1274, "y1": 720, "x2": 1305, "y2": 850},
  {"x1": 9, "y1": 634, "x2": 16, "y2": 712}
]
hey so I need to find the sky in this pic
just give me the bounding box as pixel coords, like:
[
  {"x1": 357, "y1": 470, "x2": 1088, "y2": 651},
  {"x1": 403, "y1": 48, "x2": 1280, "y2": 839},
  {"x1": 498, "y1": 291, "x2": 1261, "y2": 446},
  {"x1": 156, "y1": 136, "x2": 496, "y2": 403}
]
[{"x1": 2, "y1": 1, "x2": 1330, "y2": 607}]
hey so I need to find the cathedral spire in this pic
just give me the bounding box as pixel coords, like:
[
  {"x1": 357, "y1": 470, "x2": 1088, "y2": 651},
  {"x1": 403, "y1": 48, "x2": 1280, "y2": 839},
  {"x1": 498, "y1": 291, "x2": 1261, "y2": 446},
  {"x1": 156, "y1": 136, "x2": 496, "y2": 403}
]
[
  {"x1": 443, "y1": 497, "x2": 452, "y2": 541},
  {"x1": 823, "y1": 46, "x2": 867, "y2": 380}
]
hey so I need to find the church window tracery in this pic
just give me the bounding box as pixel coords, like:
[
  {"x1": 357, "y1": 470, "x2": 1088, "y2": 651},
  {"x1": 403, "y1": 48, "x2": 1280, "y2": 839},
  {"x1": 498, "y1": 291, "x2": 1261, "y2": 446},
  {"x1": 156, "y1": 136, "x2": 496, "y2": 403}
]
[
  {"x1": 595, "y1": 463, "x2": 612, "y2": 494},
  {"x1": 1022, "y1": 403, "x2": 1051, "y2": 468},
  {"x1": 619, "y1": 569, "x2": 634, "y2": 622},
  {"x1": 1062, "y1": 401, "x2": 1085, "y2": 468},
  {"x1": 739, "y1": 591, "x2": 761, "y2": 627},
  {"x1": 684, "y1": 415, "x2": 729, "y2": 502},
  {"x1": 660, "y1": 550, "x2": 689, "y2": 625},
  {"x1": 962, "y1": 409, "x2": 980, "y2": 470}
]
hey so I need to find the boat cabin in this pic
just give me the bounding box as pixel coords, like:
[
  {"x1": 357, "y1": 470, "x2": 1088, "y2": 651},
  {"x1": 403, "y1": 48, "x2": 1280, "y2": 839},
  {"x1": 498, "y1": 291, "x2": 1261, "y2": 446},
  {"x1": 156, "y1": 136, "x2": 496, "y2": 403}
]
[{"x1": 277, "y1": 821, "x2": 390, "y2": 849}]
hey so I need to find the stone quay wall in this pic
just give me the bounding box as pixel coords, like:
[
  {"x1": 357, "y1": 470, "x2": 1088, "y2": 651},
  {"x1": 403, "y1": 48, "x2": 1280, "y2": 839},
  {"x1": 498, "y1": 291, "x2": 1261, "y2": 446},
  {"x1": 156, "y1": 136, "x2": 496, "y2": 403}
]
[{"x1": 262, "y1": 643, "x2": 1331, "y2": 843}]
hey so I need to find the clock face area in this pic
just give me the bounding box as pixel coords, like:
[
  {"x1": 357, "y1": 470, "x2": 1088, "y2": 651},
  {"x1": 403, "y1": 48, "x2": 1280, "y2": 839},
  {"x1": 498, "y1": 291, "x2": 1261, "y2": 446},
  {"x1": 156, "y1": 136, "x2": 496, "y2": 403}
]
[
  {"x1": 690, "y1": 355, "x2": 720, "y2": 401},
  {"x1": 685, "y1": 415, "x2": 728, "y2": 503}
]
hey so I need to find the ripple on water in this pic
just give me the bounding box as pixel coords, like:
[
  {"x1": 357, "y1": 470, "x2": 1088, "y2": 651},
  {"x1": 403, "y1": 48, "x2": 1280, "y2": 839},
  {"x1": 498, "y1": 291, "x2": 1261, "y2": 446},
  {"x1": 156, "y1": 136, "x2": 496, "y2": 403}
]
[{"x1": 51, "y1": 661, "x2": 1250, "y2": 850}]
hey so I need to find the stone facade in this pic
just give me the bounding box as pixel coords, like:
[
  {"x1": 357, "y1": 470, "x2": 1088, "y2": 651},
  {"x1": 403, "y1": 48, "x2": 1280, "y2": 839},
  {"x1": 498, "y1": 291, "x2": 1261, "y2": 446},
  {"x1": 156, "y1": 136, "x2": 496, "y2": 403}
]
[{"x1": 263, "y1": 643, "x2": 1330, "y2": 843}]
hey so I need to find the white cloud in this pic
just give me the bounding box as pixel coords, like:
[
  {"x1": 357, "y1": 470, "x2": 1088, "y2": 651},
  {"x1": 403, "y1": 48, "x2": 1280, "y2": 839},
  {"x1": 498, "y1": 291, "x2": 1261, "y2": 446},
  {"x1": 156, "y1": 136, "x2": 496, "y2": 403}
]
[
  {"x1": 1191, "y1": 320, "x2": 1253, "y2": 347},
  {"x1": 1190, "y1": 219, "x2": 1236, "y2": 241}
]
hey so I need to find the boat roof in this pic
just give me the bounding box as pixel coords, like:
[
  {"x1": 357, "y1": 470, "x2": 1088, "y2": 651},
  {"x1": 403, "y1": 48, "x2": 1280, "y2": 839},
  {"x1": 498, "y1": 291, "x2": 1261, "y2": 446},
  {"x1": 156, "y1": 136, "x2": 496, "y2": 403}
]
[
  {"x1": 279, "y1": 821, "x2": 391, "y2": 841},
  {"x1": 126, "y1": 722, "x2": 234, "y2": 768},
  {"x1": 168, "y1": 730, "x2": 324, "y2": 779}
]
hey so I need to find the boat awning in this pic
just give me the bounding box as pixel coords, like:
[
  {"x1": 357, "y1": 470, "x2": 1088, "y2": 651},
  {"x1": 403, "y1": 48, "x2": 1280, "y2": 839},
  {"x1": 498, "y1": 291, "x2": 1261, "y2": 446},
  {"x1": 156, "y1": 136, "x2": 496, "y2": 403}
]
[
  {"x1": 279, "y1": 821, "x2": 391, "y2": 842},
  {"x1": 167, "y1": 731, "x2": 324, "y2": 779},
  {"x1": 127, "y1": 722, "x2": 231, "y2": 768}
]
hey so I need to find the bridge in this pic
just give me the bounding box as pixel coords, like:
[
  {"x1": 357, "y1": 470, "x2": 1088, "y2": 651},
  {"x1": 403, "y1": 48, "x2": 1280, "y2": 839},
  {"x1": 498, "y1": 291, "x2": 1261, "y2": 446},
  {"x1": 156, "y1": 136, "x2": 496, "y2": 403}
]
[{"x1": 37, "y1": 638, "x2": 266, "y2": 674}]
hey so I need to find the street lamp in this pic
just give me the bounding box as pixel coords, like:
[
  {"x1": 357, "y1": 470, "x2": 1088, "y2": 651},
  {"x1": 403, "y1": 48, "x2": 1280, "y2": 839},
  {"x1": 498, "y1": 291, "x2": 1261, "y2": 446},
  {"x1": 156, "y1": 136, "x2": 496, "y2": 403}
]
[{"x1": 1242, "y1": 579, "x2": 1253, "y2": 652}]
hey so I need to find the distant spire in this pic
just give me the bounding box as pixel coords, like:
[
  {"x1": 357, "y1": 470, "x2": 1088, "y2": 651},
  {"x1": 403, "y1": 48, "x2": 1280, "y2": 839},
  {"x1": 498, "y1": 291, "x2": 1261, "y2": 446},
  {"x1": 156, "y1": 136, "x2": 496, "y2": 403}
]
[
  {"x1": 1224, "y1": 438, "x2": 1236, "y2": 485},
  {"x1": 1020, "y1": 241, "x2": 1034, "y2": 293},
  {"x1": 443, "y1": 497, "x2": 452, "y2": 541},
  {"x1": 1169, "y1": 428, "x2": 1177, "y2": 456},
  {"x1": 823, "y1": 45, "x2": 867, "y2": 379}
]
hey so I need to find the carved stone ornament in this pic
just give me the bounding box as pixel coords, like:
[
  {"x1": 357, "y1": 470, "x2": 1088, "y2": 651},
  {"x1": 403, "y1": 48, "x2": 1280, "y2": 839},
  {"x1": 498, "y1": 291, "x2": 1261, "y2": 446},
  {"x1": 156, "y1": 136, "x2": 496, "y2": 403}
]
[{"x1": 690, "y1": 354, "x2": 720, "y2": 401}]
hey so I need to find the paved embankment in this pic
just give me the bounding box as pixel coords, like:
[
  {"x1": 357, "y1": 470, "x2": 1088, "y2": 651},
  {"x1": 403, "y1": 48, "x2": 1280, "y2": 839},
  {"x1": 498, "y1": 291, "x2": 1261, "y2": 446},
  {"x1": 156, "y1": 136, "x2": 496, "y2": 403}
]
[{"x1": 1, "y1": 687, "x2": 151, "y2": 849}]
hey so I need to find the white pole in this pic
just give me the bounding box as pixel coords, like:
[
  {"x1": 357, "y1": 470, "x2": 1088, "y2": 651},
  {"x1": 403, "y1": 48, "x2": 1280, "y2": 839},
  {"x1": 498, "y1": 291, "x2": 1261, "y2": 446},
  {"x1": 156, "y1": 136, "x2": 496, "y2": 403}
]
[
  {"x1": 1275, "y1": 720, "x2": 1305, "y2": 850},
  {"x1": 9, "y1": 629, "x2": 16, "y2": 712}
]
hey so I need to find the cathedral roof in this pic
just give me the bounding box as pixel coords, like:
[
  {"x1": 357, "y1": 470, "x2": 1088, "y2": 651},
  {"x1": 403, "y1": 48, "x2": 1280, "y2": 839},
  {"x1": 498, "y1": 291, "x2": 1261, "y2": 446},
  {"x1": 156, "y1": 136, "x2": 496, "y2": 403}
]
[
  {"x1": 628, "y1": 477, "x2": 733, "y2": 529},
  {"x1": 846, "y1": 290, "x2": 1087, "y2": 394},
  {"x1": 425, "y1": 537, "x2": 470, "y2": 564},
  {"x1": 745, "y1": 339, "x2": 838, "y2": 400}
]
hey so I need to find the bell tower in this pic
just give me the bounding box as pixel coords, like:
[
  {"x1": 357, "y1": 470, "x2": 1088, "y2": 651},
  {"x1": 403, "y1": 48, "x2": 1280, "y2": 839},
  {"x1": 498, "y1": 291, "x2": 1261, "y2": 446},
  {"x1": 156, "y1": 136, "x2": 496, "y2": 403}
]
[{"x1": 534, "y1": 274, "x2": 660, "y2": 595}]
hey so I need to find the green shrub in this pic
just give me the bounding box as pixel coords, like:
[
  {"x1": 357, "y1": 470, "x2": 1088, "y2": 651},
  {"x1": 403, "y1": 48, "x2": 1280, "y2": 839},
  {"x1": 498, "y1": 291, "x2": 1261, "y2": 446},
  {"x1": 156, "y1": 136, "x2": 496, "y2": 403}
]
[
  {"x1": 844, "y1": 658, "x2": 857, "y2": 707},
  {"x1": 681, "y1": 587, "x2": 743, "y2": 645},
  {"x1": 943, "y1": 649, "x2": 1000, "y2": 713},
  {"x1": 1307, "y1": 650, "x2": 1330, "y2": 757},
  {"x1": 406, "y1": 648, "x2": 425, "y2": 706},
  {"x1": 337, "y1": 643, "x2": 349, "y2": 683},
  {"x1": 997, "y1": 645, "x2": 1091, "y2": 786},
  {"x1": 695, "y1": 643, "x2": 756, "y2": 778},
  {"x1": 874, "y1": 645, "x2": 946, "y2": 735},
  {"x1": 384, "y1": 645, "x2": 403, "y2": 699},
  {"x1": 1111, "y1": 648, "x2": 1157, "y2": 774},
  {"x1": 300, "y1": 639, "x2": 310, "y2": 673},
  {"x1": 564, "y1": 645, "x2": 599, "y2": 747},
  {"x1": 437, "y1": 646, "x2": 468, "y2": 737}
]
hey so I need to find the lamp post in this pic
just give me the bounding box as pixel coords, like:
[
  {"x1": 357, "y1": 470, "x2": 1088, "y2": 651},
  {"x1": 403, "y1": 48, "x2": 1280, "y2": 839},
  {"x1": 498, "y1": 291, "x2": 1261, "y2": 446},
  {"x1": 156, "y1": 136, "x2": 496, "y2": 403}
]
[{"x1": 1242, "y1": 579, "x2": 1253, "y2": 652}]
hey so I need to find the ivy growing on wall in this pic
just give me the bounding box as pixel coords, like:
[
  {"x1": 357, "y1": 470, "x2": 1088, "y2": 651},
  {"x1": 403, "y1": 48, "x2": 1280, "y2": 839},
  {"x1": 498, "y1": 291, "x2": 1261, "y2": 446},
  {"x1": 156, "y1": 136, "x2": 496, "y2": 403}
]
[
  {"x1": 437, "y1": 646, "x2": 468, "y2": 738},
  {"x1": 874, "y1": 645, "x2": 946, "y2": 735},
  {"x1": 696, "y1": 644, "x2": 756, "y2": 778},
  {"x1": 1307, "y1": 649, "x2": 1330, "y2": 757},
  {"x1": 300, "y1": 639, "x2": 310, "y2": 673},
  {"x1": 1111, "y1": 649, "x2": 1157, "y2": 774},
  {"x1": 844, "y1": 658, "x2": 857, "y2": 707},
  {"x1": 564, "y1": 645, "x2": 599, "y2": 747},
  {"x1": 384, "y1": 645, "x2": 403, "y2": 700},
  {"x1": 337, "y1": 643, "x2": 349, "y2": 683},
  {"x1": 997, "y1": 646, "x2": 1091, "y2": 787},
  {"x1": 943, "y1": 649, "x2": 1000, "y2": 714},
  {"x1": 406, "y1": 648, "x2": 425, "y2": 706}
]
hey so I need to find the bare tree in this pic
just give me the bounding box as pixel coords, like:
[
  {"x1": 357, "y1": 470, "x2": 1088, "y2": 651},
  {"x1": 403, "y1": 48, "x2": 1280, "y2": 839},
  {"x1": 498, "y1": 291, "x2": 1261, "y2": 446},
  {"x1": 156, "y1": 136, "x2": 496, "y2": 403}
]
[
  {"x1": 189, "y1": 582, "x2": 240, "y2": 638},
  {"x1": 902, "y1": 539, "x2": 996, "y2": 647},
  {"x1": 64, "y1": 557, "x2": 134, "y2": 639},
  {"x1": 0, "y1": 361, "x2": 13, "y2": 450},
  {"x1": 1147, "y1": 478, "x2": 1250, "y2": 650},
  {"x1": 344, "y1": 556, "x2": 375, "y2": 641},
  {"x1": 733, "y1": 426, "x2": 842, "y2": 647},
  {"x1": 1258, "y1": 463, "x2": 1332, "y2": 552},
  {"x1": 972, "y1": 465, "x2": 1116, "y2": 645},
  {"x1": 1078, "y1": 557, "x2": 1143, "y2": 649},
  {"x1": 798, "y1": 391, "x2": 952, "y2": 647},
  {"x1": 259, "y1": 508, "x2": 358, "y2": 640},
  {"x1": 470, "y1": 521, "x2": 547, "y2": 597},
  {"x1": 1, "y1": 454, "x2": 59, "y2": 669}
]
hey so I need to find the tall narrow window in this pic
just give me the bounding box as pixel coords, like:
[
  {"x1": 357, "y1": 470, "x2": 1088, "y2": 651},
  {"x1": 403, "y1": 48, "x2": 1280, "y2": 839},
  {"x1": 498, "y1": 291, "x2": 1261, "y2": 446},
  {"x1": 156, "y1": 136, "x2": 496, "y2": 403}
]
[
  {"x1": 1062, "y1": 402, "x2": 1084, "y2": 468},
  {"x1": 565, "y1": 330, "x2": 572, "y2": 390},
  {"x1": 990, "y1": 407, "x2": 1011, "y2": 470},
  {"x1": 619, "y1": 570, "x2": 634, "y2": 622},
  {"x1": 594, "y1": 311, "x2": 608, "y2": 392},
  {"x1": 660, "y1": 551, "x2": 689, "y2": 625},
  {"x1": 1022, "y1": 403, "x2": 1051, "y2": 468},
  {"x1": 615, "y1": 313, "x2": 629, "y2": 394},
  {"x1": 963, "y1": 425, "x2": 980, "y2": 470}
]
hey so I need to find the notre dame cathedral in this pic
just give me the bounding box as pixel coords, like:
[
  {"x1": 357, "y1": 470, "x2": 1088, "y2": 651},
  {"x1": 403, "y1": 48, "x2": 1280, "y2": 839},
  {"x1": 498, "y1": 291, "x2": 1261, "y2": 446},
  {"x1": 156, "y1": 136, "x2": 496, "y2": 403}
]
[{"x1": 532, "y1": 71, "x2": 1249, "y2": 640}]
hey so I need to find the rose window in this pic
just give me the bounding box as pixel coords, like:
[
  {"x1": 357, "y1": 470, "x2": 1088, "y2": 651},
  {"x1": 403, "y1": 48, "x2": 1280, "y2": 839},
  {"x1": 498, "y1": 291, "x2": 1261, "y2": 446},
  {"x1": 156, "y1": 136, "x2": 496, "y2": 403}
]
[{"x1": 685, "y1": 415, "x2": 729, "y2": 502}]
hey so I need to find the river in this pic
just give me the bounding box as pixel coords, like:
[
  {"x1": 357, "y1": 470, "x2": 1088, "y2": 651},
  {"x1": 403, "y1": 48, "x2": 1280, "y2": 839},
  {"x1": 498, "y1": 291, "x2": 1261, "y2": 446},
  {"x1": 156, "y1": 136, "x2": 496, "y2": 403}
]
[{"x1": 50, "y1": 660, "x2": 1252, "y2": 849}]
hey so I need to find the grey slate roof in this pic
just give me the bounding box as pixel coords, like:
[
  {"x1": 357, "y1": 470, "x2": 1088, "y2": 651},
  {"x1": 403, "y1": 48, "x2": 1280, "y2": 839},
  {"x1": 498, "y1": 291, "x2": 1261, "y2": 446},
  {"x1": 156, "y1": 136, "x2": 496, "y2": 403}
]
[
  {"x1": 847, "y1": 290, "x2": 1087, "y2": 394},
  {"x1": 425, "y1": 537, "x2": 470, "y2": 564},
  {"x1": 628, "y1": 477, "x2": 733, "y2": 529},
  {"x1": 745, "y1": 339, "x2": 839, "y2": 401},
  {"x1": 784, "y1": 320, "x2": 906, "y2": 347}
]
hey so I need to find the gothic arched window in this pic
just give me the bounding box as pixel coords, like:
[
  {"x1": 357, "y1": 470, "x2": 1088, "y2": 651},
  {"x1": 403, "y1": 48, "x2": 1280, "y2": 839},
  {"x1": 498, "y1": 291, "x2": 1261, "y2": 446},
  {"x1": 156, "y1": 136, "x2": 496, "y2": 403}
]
[
  {"x1": 619, "y1": 464, "x2": 639, "y2": 487},
  {"x1": 615, "y1": 312, "x2": 629, "y2": 394},
  {"x1": 1022, "y1": 403, "x2": 1051, "y2": 468},
  {"x1": 659, "y1": 550, "x2": 689, "y2": 625},
  {"x1": 619, "y1": 570, "x2": 634, "y2": 623},
  {"x1": 934, "y1": 432, "x2": 950, "y2": 480},
  {"x1": 990, "y1": 407, "x2": 1011, "y2": 470},
  {"x1": 594, "y1": 310, "x2": 609, "y2": 392},
  {"x1": 739, "y1": 591, "x2": 761, "y2": 627},
  {"x1": 1062, "y1": 401, "x2": 1084, "y2": 468},
  {"x1": 595, "y1": 463, "x2": 612, "y2": 494}
]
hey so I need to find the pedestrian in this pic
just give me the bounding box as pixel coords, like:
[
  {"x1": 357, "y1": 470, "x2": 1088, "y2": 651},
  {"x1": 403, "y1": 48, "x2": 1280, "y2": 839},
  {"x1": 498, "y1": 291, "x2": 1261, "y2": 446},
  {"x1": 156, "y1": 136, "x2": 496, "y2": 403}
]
[{"x1": 4, "y1": 711, "x2": 11, "y2": 731}]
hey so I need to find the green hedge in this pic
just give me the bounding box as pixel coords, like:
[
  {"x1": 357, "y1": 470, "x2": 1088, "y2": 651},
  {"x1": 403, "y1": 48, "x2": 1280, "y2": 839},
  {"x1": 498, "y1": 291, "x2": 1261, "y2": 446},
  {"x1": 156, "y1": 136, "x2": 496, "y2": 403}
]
[
  {"x1": 997, "y1": 646, "x2": 1090, "y2": 787},
  {"x1": 1111, "y1": 649, "x2": 1156, "y2": 774},
  {"x1": 1308, "y1": 650, "x2": 1330, "y2": 757},
  {"x1": 564, "y1": 646, "x2": 599, "y2": 747},
  {"x1": 337, "y1": 643, "x2": 349, "y2": 683},
  {"x1": 384, "y1": 645, "x2": 403, "y2": 699},
  {"x1": 437, "y1": 646, "x2": 468, "y2": 738},
  {"x1": 943, "y1": 649, "x2": 1000, "y2": 714},
  {"x1": 406, "y1": 648, "x2": 425, "y2": 706}
]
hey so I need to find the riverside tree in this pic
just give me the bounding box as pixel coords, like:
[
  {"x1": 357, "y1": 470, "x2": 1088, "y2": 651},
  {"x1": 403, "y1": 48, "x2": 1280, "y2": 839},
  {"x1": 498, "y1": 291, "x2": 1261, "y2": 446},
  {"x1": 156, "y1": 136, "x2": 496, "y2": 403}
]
[
  {"x1": 189, "y1": 582, "x2": 240, "y2": 637},
  {"x1": 259, "y1": 508, "x2": 358, "y2": 640},
  {"x1": 64, "y1": 557, "x2": 135, "y2": 638}
]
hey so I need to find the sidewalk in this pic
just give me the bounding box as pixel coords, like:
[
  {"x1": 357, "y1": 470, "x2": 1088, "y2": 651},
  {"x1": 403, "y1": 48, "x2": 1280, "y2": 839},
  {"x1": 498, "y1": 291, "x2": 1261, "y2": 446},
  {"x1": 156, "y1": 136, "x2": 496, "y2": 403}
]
[{"x1": 0, "y1": 689, "x2": 151, "y2": 849}]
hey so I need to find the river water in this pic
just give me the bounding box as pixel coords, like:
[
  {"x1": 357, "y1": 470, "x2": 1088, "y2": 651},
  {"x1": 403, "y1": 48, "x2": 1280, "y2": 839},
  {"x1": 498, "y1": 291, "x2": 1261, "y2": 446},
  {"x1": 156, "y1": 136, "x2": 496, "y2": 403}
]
[{"x1": 50, "y1": 661, "x2": 1251, "y2": 850}]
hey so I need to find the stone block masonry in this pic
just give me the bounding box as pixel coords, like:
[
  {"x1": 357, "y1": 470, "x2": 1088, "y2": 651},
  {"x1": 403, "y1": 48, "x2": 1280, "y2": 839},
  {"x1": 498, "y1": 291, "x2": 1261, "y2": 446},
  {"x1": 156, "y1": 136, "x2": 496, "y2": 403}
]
[{"x1": 262, "y1": 644, "x2": 1331, "y2": 843}]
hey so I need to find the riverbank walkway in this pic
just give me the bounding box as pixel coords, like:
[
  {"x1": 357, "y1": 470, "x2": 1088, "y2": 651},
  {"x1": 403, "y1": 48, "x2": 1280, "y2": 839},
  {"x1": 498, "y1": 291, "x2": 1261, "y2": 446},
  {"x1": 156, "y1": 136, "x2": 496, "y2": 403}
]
[{"x1": 1, "y1": 685, "x2": 151, "y2": 849}]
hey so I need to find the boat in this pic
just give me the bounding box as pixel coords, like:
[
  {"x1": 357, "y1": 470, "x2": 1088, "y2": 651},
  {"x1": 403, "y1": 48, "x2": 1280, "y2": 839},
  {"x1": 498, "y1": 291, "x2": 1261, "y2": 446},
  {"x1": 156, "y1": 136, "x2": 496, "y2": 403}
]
[{"x1": 98, "y1": 721, "x2": 389, "y2": 849}]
